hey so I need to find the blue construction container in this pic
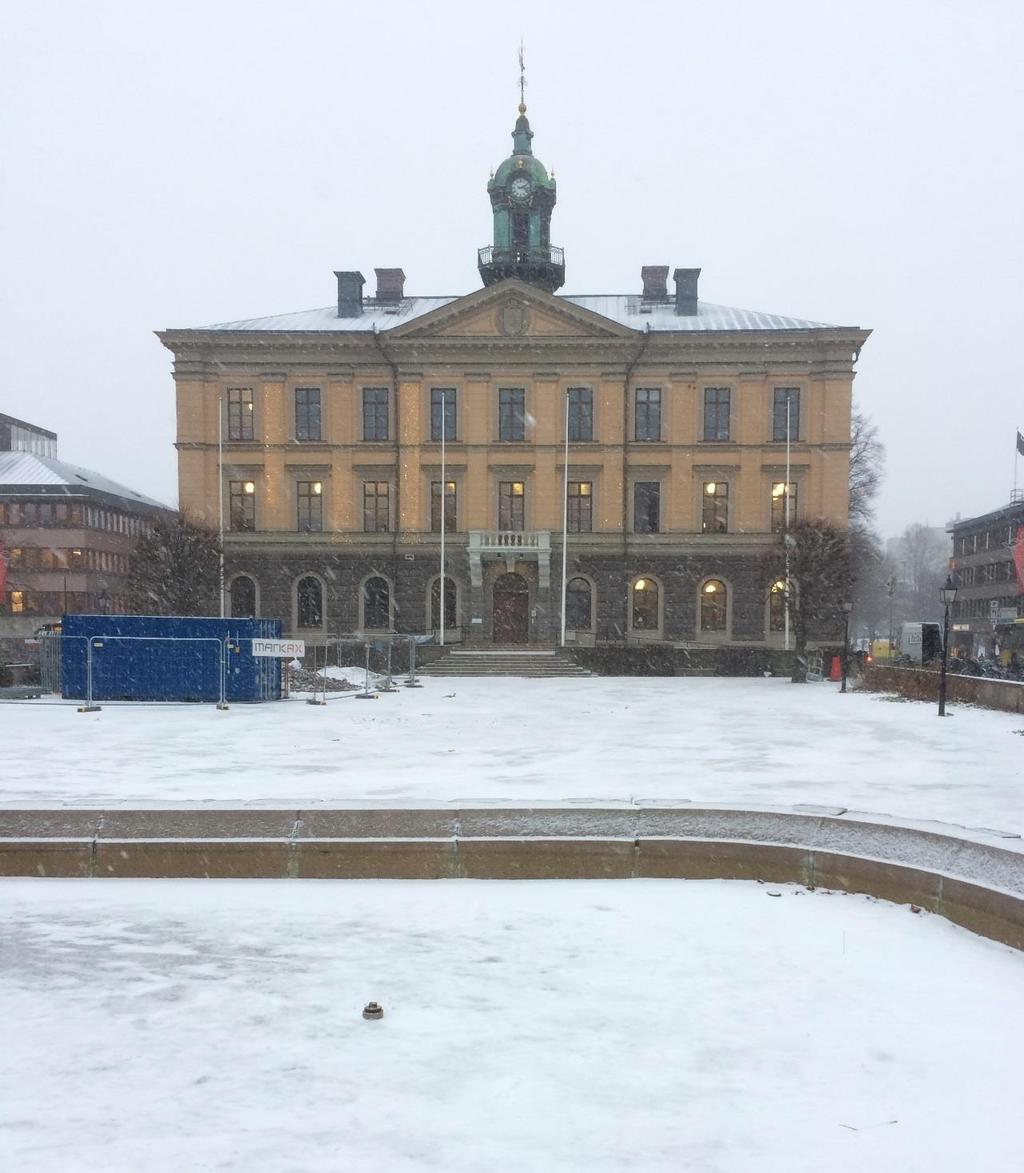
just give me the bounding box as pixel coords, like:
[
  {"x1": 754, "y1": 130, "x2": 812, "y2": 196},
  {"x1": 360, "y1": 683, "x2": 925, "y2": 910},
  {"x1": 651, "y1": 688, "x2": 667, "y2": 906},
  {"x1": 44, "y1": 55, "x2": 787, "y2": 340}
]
[{"x1": 60, "y1": 615, "x2": 283, "y2": 702}]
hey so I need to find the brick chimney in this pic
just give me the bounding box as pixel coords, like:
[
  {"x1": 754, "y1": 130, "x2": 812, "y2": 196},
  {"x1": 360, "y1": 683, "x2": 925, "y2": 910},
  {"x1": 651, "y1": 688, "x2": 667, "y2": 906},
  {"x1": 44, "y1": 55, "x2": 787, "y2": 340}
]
[
  {"x1": 673, "y1": 267, "x2": 701, "y2": 316},
  {"x1": 641, "y1": 265, "x2": 669, "y2": 302},
  {"x1": 334, "y1": 270, "x2": 365, "y2": 317},
  {"x1": 374, "y1": 268, "x2": 405, "y2": 303}
]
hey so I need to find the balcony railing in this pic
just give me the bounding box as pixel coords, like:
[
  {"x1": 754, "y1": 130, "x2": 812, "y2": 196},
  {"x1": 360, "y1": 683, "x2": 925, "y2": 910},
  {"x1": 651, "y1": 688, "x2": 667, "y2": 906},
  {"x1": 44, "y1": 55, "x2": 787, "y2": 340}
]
[
  {"x1": 469, "y1": 530, "x2": 550, "y2": 553},
  {"x1": 477, "y1": 245, "x2": 565, "y2": 268}
]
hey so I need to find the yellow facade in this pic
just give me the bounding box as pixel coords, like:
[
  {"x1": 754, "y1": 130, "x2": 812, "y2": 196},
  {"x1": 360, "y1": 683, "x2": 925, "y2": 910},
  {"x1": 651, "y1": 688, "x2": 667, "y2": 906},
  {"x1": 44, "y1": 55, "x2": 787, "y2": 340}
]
[{"x1": 162, "y1": 278, "x2": 868, "y2": 646}]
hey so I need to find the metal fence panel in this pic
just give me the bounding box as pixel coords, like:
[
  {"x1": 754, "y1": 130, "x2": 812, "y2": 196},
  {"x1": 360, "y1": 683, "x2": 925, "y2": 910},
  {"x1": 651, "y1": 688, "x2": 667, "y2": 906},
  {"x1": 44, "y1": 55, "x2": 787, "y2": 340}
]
[{"x1": 60, "y1": 615, "x2": 282, "y2": 702}]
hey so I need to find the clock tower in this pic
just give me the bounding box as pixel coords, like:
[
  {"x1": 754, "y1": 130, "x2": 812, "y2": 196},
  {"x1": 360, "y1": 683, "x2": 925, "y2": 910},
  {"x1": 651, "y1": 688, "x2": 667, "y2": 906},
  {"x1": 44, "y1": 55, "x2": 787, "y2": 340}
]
[{"x1": 478, "y1": 103, "x2": 565, "y2": 292}]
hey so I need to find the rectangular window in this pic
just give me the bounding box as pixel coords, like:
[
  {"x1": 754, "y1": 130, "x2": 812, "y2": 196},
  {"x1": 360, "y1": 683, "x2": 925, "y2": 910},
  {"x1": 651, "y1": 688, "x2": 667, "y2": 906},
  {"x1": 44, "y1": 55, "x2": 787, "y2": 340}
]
[
  {"x1": 703, "y1": 387, "x2": 731, "y2": 441},
  {"x1": 567, "y1": 481, "x2": 593, "y2": 533},
  {"x1": 227, "y1": 387, "x2": 254, "y2": 441},
  {"x1": 772, "y1": 388, "x2": 800, "y2": 441},
  {"x1": 771, "y1": 481, "x2": 798, "y2": 532},
  {"x1": 229, "y1": 480, "x2": 256, "y2": 531},
  {"x1": 634, "y1": 482, "x2": 661, "y2": 534},
  {"x1": 363, "y1": 481, "x2": 390, "y2": 533},
  {"x1": 499, "y1": 387, "x2": 526, "y2": 442},
  {"x1": 702, "y1": 481, "x2": 729, "y2": 533},
  {"x1": 431, "y1": 481, "x2": 457, "y2": 533},
  {"x1": 498, "y1": 481, "x2": 525, "y2": 531},
  {"x1": 295, "y1": 387, "x2": 322, "y2": 441},
  {"x1": 567, "y1": 387, "x2": 593, "y2": 442},
  {"x1": 634, "y1": 387, "x2": 661, "y2": 441},
  {"x1": 297, "y1": 481, "x2": 324, "y2": 532},
  {"x1": 362, "y1": 387, "x2": 389, "y2": 441},
  {"x1": 430, "y1": 387, "x2": 457, "y2": 441}
]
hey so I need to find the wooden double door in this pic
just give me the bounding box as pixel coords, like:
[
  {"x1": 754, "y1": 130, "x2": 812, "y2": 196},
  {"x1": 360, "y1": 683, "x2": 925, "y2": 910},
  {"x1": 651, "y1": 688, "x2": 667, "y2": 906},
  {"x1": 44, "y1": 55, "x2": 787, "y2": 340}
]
[{"x1": 492, "y1": 573, "x2": 529, "y2": 643}]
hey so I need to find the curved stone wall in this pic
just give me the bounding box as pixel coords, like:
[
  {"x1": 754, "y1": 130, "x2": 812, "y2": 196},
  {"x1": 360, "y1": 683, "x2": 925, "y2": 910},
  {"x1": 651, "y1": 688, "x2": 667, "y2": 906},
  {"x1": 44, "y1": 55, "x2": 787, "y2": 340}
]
[{"x1": 2, "y1": 803, "x2": 1021, "y2": 950}]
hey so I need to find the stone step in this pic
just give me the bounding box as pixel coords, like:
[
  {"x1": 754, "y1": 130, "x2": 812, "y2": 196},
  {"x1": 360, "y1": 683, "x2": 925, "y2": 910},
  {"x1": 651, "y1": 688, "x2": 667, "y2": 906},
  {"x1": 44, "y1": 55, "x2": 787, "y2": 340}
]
[{"x1": 420, "y1": 650, "x2": 591, "y2": 677}]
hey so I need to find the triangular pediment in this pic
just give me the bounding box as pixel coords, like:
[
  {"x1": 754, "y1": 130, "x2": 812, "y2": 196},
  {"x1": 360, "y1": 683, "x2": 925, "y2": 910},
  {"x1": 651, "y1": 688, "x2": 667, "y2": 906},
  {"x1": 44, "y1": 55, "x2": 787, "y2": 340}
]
[{"x1": 387, "y1": 279, "x2": 637, "y2": 341}]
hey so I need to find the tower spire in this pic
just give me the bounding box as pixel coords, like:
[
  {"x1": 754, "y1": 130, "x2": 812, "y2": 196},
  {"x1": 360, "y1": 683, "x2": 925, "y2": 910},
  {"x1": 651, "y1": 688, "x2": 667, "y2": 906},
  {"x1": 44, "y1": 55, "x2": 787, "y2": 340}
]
[
  {"x1": 478, "y1": 56, "x2": 564, "y2": 293},
  {"x1": 518, "y1": 40, "x2": 527, "y2": 113}
]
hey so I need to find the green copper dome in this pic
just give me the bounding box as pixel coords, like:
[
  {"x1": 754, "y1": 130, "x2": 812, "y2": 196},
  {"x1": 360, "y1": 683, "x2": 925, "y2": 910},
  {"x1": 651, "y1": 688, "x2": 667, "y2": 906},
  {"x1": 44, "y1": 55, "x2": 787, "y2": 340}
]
[
  {"x1": 479, "y1": 104, "x2": 564, "y2": 293},
  {"x1": 489, "y1": 111, "x2": 556, "y2": 192}
]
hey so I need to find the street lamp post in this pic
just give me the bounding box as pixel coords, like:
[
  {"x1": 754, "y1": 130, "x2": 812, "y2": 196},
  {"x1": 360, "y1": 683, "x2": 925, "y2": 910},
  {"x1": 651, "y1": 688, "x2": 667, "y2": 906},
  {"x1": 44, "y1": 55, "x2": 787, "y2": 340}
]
[
  {"x1": 938, "y1": 575, "x2": 958, "y2": 717},
  {"x1": 840, "y1": 600, "x2": 853, "y2": 694},
  {"x1": 886, "y1": 574, "x2": 897, "y2": 659}
]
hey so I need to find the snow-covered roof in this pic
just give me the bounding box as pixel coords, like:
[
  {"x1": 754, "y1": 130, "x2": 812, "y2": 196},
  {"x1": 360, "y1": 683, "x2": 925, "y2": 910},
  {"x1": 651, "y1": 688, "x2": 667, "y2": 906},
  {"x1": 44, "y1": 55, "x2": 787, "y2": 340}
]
[
  {"x1": 197, "y1": 295, "x2": 841, "y2": 334},
  {"x1": 0, "y1": 451, "x2": 171, "y2": 511}
]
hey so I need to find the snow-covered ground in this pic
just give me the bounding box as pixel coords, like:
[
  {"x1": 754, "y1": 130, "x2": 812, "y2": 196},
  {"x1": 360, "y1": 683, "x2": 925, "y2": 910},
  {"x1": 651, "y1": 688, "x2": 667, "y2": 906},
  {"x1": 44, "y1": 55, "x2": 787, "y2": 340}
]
[
  {"x1": 1, "y1": 878, "x2": 1020, "y2": 1172},
  {"x1": 1, "y1": 677, "x2": 1022, "y2": 832}
]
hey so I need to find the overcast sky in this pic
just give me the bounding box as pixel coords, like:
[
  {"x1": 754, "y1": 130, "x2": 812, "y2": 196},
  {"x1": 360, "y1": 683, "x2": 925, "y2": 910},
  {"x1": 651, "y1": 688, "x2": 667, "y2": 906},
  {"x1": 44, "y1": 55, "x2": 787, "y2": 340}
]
[{"x1": 2, "y1": 0, "x2": 1021, "y2": 536}]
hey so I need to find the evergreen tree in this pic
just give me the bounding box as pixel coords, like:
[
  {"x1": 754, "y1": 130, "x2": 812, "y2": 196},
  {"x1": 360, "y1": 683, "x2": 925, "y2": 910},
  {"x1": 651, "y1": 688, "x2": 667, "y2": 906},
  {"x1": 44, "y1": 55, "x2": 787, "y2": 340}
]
[{"x1": 125, "y1": 514, "x2": 220, "y2": 616}]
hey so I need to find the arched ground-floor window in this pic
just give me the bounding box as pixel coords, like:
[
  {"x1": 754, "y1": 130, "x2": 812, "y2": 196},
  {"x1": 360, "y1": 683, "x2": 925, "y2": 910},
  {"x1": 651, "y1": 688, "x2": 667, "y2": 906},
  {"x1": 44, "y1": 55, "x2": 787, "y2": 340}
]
[
  {"x1": 630, "y1": 576, "x2": 661, "y2": 635},
  {"x1": 296, "y1": 575, "x2": 324, "y2": 629},
  {"x1": 430, "y1": 576, "x2": 458, "y2": 632},
  {"x1": 229, "y1": 575, "x2": 257, "y2": 618},
  {"x1": 363, "y1": 575, "x2": 392, "y2": 630},
  {"x1": 769, "y1": 579, "x2": 788, "y2": 633},
  {"x1": 566, "y1": 576, "x2": 593, "y2": 630},
  {"x1": 700, "y1": 579, "x2": 728, "y2": 633}
]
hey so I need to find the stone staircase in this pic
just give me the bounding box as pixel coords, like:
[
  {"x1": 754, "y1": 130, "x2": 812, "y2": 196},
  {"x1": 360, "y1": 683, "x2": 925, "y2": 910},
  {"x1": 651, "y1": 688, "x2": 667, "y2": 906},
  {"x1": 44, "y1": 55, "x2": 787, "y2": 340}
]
[{"x1": 418, "y1": 646, "x2": 592, "y2": 678}]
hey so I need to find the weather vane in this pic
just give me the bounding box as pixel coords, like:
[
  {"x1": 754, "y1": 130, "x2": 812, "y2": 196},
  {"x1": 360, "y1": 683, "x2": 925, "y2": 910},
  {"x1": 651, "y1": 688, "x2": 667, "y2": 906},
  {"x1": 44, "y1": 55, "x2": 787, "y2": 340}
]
[{"x1": 518, "y1": 40, "x2": 527, "y2": 111}]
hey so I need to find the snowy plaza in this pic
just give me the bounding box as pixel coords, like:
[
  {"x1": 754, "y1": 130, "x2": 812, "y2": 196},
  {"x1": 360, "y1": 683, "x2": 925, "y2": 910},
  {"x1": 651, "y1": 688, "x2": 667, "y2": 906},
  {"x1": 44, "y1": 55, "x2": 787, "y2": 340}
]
[
  {"x1": 2, "y1": 679, "x2": 1024, "y2": 1171},
  {"x1": 3, "y1": 877, "x2": 1023, "y2": 1173},
  {"x1": 1, "y1": 676, "x2": 1022, "y2": 835}
]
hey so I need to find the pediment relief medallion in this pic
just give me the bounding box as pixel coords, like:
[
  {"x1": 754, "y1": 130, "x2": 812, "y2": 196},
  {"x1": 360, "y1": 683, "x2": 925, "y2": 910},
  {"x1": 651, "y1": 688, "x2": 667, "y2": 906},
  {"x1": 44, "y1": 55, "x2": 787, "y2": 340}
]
[{"x1": 498, "y1": 300, "x2": 531, "y2": 337}]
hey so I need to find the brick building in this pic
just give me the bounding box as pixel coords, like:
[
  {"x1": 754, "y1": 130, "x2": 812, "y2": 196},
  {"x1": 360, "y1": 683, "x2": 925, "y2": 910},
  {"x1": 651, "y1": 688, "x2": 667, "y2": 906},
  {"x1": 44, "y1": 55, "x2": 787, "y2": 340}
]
[
  {"x1": 949, "y1": 497, "x2": 1024, "y2": 659},
  {"x1": 0, "y1": 413, "x2": 173, "y2": 645},
  {"x1": 160, "y1": 104, "x2": 869, "y2": 649}
]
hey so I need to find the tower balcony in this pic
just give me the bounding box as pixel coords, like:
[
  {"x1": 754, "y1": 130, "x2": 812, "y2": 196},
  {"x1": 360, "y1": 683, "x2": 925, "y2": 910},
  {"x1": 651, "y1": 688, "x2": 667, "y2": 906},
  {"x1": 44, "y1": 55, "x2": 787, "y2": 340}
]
[{"x1": 478, "y1": 245, "x2": 565, "y2": 293}]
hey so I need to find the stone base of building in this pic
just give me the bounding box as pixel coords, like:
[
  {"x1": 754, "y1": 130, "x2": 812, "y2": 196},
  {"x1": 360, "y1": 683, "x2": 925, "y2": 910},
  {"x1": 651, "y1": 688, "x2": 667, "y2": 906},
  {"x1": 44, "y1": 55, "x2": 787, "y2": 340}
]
[{"x1": 222, "y1": 542, "x2": 825, "y2": 652}]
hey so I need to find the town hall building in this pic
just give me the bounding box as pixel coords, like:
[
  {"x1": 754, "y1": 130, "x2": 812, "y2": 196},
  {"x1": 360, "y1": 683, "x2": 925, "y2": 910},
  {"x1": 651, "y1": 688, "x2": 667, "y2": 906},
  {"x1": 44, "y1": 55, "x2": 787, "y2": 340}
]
[{"x1": 159, "y1": 102, "x2": 869, "y2": 649}]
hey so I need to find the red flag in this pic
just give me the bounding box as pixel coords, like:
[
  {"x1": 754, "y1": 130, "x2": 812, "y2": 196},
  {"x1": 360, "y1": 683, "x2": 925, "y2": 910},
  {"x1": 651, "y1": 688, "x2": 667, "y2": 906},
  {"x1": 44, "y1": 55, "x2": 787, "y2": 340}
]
[
  {"x1": 1015, "y1": 526, "x2": 1024, "y2": 593},
  {"x1": 1017, "y1": 430, "x2": 1024, "y2": 457}
]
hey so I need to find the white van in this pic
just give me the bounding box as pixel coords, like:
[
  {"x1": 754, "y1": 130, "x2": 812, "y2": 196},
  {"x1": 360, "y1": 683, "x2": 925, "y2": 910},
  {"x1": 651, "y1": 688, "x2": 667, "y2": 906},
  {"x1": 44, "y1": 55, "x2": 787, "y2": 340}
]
[{"x1": 898, "y1": 621, "x2": 942, "y2": 663}]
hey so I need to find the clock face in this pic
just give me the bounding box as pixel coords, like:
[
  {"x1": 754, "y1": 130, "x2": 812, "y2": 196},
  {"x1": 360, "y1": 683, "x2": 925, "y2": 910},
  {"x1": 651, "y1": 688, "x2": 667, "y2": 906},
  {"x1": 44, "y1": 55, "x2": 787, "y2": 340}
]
[{"x1": 510, "y1": 176, "x2": 532, "y2": 201}]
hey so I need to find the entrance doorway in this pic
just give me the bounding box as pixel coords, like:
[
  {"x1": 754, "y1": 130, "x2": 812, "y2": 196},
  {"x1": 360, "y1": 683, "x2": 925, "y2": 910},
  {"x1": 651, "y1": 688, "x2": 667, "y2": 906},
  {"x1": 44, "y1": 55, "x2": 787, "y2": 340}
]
[{"x1": 492, "y1": 573, "x2": 529, "y2": 643}]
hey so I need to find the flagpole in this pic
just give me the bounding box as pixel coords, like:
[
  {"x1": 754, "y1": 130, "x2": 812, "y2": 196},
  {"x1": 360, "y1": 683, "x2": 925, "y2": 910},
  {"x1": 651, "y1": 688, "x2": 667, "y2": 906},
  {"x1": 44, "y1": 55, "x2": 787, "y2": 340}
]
[
  {"x1": 439, "y1": 394, "x2": 446, "y2": 647},
  {"x1": 560, "y1": 389, "x2": 569, "y2": 647},
  {"x1": 783, "y1": 392, "x2": 791, "y2": 653},
  {"x1": 218, "y1": 388, "x2": 225, "y2": 619},
  {"x1": 1014, "y1": 428, "x2": 1022, "y2": 502}
]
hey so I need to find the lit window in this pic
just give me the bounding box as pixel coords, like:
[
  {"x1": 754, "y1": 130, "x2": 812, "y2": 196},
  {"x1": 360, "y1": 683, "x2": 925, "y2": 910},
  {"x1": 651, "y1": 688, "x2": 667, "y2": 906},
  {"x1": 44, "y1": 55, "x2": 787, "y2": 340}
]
[
  {"x1": 702, "y1": 481, "x2": 728, "y2": 533},
  {"x1": 229, "y1": 481, "x2": 256, "y2": 531},
  {"x1": 771, "y1": 482, "x2": 797, "y2": 533},
  {"x1": 498, "y1": 481, "x2": 525, "y2": 531},
  {"x1": 227, "y1": 388, "x2": 255, "y2": 441},
  {"x1": 700, "y1": 580, "x2": 727, "y2": 631},
  {"x1": 297, "y1": 481, "x2": 324, "y2": 532},
  {"x1": 769, "y1": 580, "x2": 788, "y2": 632},
  {"x1": 631, "y1": 578, "x2": 659, "y2": 630},
  {"x1": 567, "y1": 482, "x2": 593, "y2": 533}
]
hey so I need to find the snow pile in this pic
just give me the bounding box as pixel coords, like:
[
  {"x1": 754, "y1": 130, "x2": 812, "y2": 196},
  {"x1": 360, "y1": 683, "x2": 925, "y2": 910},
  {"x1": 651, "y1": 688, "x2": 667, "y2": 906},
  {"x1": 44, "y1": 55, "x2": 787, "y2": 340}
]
[
  {"x1": 1, "y1": 878, "x2": 1020, "y2": 1171},
  {"x1": 287, "y1": 664, "x2": 384, "y2": 693}
]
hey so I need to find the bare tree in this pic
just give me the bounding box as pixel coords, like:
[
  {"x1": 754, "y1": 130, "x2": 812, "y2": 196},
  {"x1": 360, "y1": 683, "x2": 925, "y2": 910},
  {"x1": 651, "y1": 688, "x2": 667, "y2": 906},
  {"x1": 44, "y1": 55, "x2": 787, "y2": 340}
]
[
  {"x1": 848, "y1": 406, "x2": 885, "y2": 533},
  {"x1": 766, "y1": 519, "x2": 853, "y2": 682},
  {"x1": 889, "y1": 523, "x2": 950, "y2": 624},
  {"x1": 125, "y1": 514, "x2": 220, "y2": 616},
  {"x1": 848, "y1": 404, "x2": 887, "y2": 636}
]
